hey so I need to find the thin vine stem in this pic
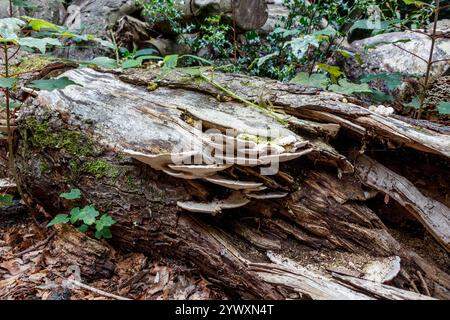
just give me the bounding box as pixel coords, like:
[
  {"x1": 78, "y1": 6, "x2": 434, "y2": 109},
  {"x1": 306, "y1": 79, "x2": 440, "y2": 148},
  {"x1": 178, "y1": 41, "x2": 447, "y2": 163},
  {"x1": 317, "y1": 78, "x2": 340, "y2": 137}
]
[{"x1": 2, "y1": 45, "x2": 24, "y2": 198}]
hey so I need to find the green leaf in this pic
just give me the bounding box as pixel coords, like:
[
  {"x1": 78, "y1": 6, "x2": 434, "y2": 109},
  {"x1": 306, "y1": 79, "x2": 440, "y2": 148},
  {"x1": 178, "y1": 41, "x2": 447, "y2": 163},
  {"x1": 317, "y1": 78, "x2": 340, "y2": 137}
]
[
  {"x1": 95, "y1": 227, "x2": 112, "y2": 239},
  {"x1": 47, "y1": 214, "x2": 70, "y2": 227},
  {"x1": 78, "y1": 205, "x2": 100, "y2": 225},
  {"x1": 86, "y1": 56, "x2": 118, "y2": 69},
  {"x1": 163, "y1": 54, "x2": 179, "y2": 69},
  {"x1": 60, "y1": 188, "x2": 82, "y2": 200},
  {"x1": 122, "y1": 59, "x2": 142, "y2": 69},
  {"x1": 96, "y1": 38, "x2": 115, "y2": 50},
  {"x1": 78, "y1": 224, "x2": 89, "y2": 233},
  {"x1": 0, "y1": 18, "x2": 25, "y2": 42},
  {"x1": 329, "y1": 79, "x2": 372, "y2": 95},
  {"x1": 136, "y1": 55, "x2": 164, "y2": 62},
  {"x1": 12, "y1": 0, "x2": 35, "y2": 8},
  {"x1": 257, "y1": 52, "x2": 279, "y2": 67},
  {"x1": 403, "y1": 0, "x2": 429, "y2": 6},
  {"x1": 27, "y1": 18, "x2": 58, "y2": 31},
  {"x1": 18, "y1": 37, "x2": 61, "y2": 53},
  {"x1": 0, "y1": 194, "x2": 13, "y2": 206},
  {"x1": 0, "y1": 78, "x2": 18, "y2": 89},
  {"x1": 335, "y1": 49, "x2": 363, "y2": 65},
  {"x1": 286, "y1": 35, "x2": 320, "y2": 60},
  {"x1": 313, "y1": 26, "x2": 337, "y2": 37},
  {"x1": 95, "y1": 214, "x2": 116, "y2": 231},
  {"x1": 69, "y1": 207, "x2": 81, "y2": 223},
  {"x1": 437, "y1": 101, "x2": 450, "y2": 115},
  {"x1": 176, "y1": 67, "x2": 203, "y2": 77},
  {"x1": 317, "y1": 64, "x2": 345, "y2": 83},
  {"x1": 179, "y1": 55, "x2": 214, "y2": 66},
  {"x1": 368, "y1": 89, "x2": 395, "y2": 102},
  {"x1": 290, "y1": 72, "x2": 328, "y2": 89},
  {"x1": 405, "y1": 97, "x2": 421, "y2": 109},
  {"x1": 349, "y1": 19, "x2": 389, "y2": 33},
  {"x1": 360, "y1": 73, "x2": 403, "y2": 91},
  {"x1": 29, "y1": 77, "x2": 78, "y2": 91},
  {"x1": 135, "y1": 48, "x2": 158, "y2": 57}
]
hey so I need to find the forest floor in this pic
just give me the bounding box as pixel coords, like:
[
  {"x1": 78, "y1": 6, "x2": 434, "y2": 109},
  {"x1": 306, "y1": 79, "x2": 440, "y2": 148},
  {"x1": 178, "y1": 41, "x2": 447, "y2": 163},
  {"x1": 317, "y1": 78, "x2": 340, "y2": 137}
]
[{"x1": 0, "y1": 210, "x2": 225, "y2": 300}]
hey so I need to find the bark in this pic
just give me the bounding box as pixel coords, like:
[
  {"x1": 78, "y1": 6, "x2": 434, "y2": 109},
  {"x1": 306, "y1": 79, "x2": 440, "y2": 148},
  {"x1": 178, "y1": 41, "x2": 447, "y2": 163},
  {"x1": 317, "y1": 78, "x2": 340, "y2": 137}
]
[
  {"x1": 13, "y1": 66, "x2": 450, "y2": 299},
  {"x1": 182, "y1": 0, "x2": 269, "y2": 31}
]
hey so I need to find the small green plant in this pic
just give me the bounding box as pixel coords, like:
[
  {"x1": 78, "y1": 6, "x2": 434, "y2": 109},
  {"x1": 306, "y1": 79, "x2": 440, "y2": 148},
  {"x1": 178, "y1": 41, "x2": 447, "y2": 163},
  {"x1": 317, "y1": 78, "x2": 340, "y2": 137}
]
[
  {"x1": 47, "y1": 189, "x2": 117, "y2": 239},
  {"x1": 136, "y1": 0, "x2": 190, "y2": 34}
]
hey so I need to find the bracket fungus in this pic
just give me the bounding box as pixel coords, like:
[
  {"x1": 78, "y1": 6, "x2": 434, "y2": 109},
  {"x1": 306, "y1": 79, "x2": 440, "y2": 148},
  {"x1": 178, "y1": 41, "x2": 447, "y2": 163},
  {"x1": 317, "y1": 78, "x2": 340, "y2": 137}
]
[{"x1": 177, "y1": 192, "x2": 250, "y2": 215}]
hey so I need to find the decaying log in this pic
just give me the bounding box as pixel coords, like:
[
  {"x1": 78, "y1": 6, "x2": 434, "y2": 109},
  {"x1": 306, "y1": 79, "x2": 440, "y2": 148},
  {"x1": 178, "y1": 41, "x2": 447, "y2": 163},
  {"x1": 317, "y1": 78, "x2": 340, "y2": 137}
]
[
  {"x1": 14, "y1": 67, "x2": 450, "y2": 299},
  {"x1": 51, "y1": 225, "x2": 116, "y2": 279},
  {"x1": 356, "y1": 155, "x2": 450, "y2": 252}
]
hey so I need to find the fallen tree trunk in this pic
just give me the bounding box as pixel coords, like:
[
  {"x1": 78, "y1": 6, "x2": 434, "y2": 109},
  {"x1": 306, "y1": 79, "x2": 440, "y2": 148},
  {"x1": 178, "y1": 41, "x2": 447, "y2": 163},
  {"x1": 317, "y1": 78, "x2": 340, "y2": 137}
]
[{"x1": 14, "y1": 67, "x2": 450, "y2": 299}]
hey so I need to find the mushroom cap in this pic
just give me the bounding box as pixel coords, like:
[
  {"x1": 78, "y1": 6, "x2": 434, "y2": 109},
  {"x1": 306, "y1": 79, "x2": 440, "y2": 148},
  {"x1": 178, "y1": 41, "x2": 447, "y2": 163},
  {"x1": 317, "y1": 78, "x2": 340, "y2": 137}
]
[
  {"x1": 213, "y1": 154, "x2": 261, "y2": 167},
  {"x1": 205, "y1": 175, "x2": 264, "y2": 190},
  {"x1": 123, "y1": 149, "x2": 199, "y2": 170},
  {"x1": 168, "y1": 164, "x2": 232, "y2": 176},
  {"x1": 177, "y1": 192, "x2": 250, "y2": 215},
  {"x1": 207, "y1": 133, "x2": 258, "y2": 151},
  {"x1": 247, "y1": 192, "x2": 289, "y2": 200},
  {"x1": 259, "y1": 148, "x2": 314, "y2": 165}
]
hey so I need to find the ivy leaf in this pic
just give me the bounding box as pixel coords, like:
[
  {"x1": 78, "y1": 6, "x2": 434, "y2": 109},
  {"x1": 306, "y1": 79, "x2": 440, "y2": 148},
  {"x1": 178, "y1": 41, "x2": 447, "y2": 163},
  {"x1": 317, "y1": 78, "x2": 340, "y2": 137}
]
[
  {"x1": 329, "y1": 79, "x2": 372, "y2": 95},
  {"x1": 78, "y1": 205, "x2": 100, "y2": 225},
  {"x1": 69, "y1": 207, "x2": 81, "y2": 223},
  {"x1": 95, "y1": 227, "x2": 112, "y2": 239},
  {"x1": 29, "y1": 77, "x2": 78, "y2": 91},
  {"x1": 47, "y1": 214, "x2": 70, "y2": 227},
  {"x1": 437, "y1": 101, "x2": 450, "y2": 115},
  {"x1": 78, "y1": 224, "x2": 89, "y2": 233},
  {"x1": 86, "y1": 57, "x2": 118, "y2": 69},
  {"x1": 0, "y1": 194, "x2": 13, "y2": 206},
  {"x1": 95, "y1": 214, "x2": 116, "y2": 231},
  {"x1": 60, "y1": 188, "x2": 82, "y2": 200},
  {"x1": 0, "y1": 78, "x2": 18, "y2": 89},
  {"x1": 122, "y1": 59, "x2": 142, "y2": 69},
  {"x1": 290, "y1": 72, "x2": 328, "y2": 89},
  {"x1": 18, "y1": 37, "x2": 61, "y2": 53}
]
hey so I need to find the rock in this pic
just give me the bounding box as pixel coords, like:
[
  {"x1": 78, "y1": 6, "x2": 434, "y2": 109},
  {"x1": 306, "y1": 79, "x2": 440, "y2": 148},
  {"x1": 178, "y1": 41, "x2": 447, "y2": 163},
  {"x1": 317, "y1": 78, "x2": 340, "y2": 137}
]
[
  {"x1": 64, "y1": 0, "x2": 137, "y2": 36},
  {"x1": 54, "y1": 0, "x2": 137, "y2": 60},
  {"x1": 349, "y1": 31, "x2": 450, "y2": 80},
  {"x1": 0, "y1": 0, "x2": 66, "y2": 24},
  {"x1": 427, "y1": 19, "x2": 450, "y2": 36}
]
